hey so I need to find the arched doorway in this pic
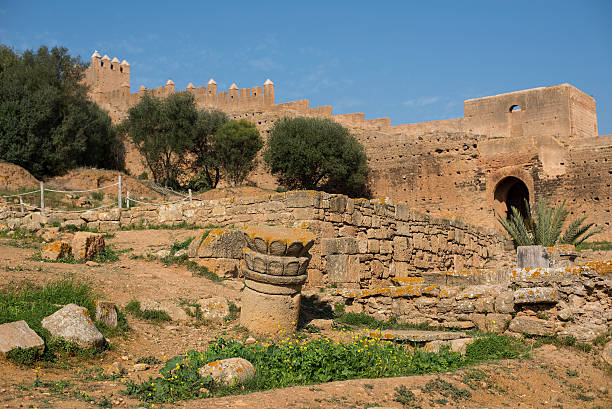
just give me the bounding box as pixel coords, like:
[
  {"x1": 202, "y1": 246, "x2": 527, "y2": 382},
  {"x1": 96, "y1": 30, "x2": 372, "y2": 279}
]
[{"x1": 494, "y1": 176, "x2": 530, "y2": 220}]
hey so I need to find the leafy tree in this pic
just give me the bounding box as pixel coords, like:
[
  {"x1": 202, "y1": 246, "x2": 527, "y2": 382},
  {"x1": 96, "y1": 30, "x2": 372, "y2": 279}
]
[
  {"x1": 123, "y1": 93, "x2": 197, "y2": 187},
  {"x1": 0, "y1": 45, "x2": 121, "y2": 178},
  {"x1": 263, "y1": 117, "x2": 369, "y2": 197},
  {"x1": 190, "y1": 109, "x2": 228, "y2": 189},
  {"x1": 498, "y1": 198, "x2": 602, "y2": 247},
  {"x1": 213, "y1": 120, "x2": 262, "y2": 186}
]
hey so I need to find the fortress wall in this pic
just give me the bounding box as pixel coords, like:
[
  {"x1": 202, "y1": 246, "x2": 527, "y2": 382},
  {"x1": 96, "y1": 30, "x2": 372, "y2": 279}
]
[{"x1": 569, "y1": 86, "x2": 598, "y2": 138}]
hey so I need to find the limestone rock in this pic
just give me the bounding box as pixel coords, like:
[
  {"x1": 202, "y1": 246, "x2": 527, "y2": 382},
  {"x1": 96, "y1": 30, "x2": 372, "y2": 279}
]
[
  {"x1": 494, "y1": 291, "x2": 515, "y2": 314},
  {"x1": 244, "y1": 337, "x2": 256, "y2": 345},
  {"x1": 139, "y1": 299, "x2": 188, "y2": 321},
  {"x1": 110, "y1": 361, "x2": 127, "y2": 375},
  {"x1": 196, "y1": 297, "x2": 229, "y2": 322},
  {"x1": 516, "y1": 245, "x2": 549, "y2": 268},
  {"x1": 188, "y1": 228, "x2": 244, "y2": 259},
  {"x1": 133, "y1": 363, "x2": 149, "y2": 371},
  {"x1": 558, "y1": 323, "x2": 608, "y2": 343},
  {"x1": 198, "y1": 357, "x2": 255, "y2": 386},
  {"x1": 242, "y1": 269, "x2": 308, "y2": 285},
  {"x1": 41, "y1": 304, "x2": 105, "y2": 348},
  {"x1": 41, "y1": 241, "x2": 72, "y2": 261},
  {"x1": 0, "y1": 320, "x2": 44, "y2": 355},
  {"x1": 508, "y1": 316, "x2": 554, "y2": 336},
  {"x1": 513, "y1": 287, "x2": 558, "y2": 304},
  {"x1": 154, "y1": 249, "x2": 171, "y2": 259},
  {"x1": 95, "y1": 301, "x2": 118, "y2": 328},
  {"x1": 309, "y1": 318, "x2": 333, "y2": 330},
  {"x1": 602, "y1": 341, "x2": 612, "y2": 366},
  {"x1": 71, "y1": 232, "x2": 105, "y2": 261}
]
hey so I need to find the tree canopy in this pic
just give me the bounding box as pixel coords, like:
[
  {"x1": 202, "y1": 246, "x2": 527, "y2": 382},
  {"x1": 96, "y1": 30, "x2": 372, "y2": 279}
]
[
  {"x1": 263, "y1": 117, "x2": 369, "y2": 197},
  {"x1": 214, "y1": 120, "x2": 262, "y2": 186},
  {"x1": 0, "y1": 45, "x2": 121, "y2": 179}
]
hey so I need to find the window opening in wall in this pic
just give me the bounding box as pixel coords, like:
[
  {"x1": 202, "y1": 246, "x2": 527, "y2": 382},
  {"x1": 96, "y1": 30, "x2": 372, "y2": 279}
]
[
  {"x1": 101, "y1": 61, "x2": 104, "y2": 67},
  {"x1": 494, "y1": 176, "x2": 530, "y2": 220},
  {"x1": 510, "y1": 105, "x2": 521, "y2": 112},
  {"x1": 110, "y1": 64, "x2": 114, "y2": 70},
  {"x1": 120, "y1": 67, "x2": 123, "y2": 73}
]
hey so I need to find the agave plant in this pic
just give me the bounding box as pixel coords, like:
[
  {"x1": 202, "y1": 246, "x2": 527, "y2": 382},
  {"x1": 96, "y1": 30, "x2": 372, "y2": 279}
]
[{"x1": 497, "y1": 198, "x2": 601, "y2": 247}]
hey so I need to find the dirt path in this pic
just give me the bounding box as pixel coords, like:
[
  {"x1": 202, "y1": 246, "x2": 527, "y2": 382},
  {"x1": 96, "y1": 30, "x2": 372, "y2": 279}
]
[{"x1": 0, "y1": 232, "x2": 610, "y2": 409}]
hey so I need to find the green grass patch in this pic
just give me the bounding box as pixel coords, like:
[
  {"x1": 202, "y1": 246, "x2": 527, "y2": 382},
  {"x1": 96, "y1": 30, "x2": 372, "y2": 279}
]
[
  {"x1": 125, "y1": 333, "x2": 527, "y2": 403},
  {"x1": 170, "y1": 237, "x2": 194, "y2": 255},
  {"x1": 0, "y1": 278, "x2": 120, "y2": 364},
  {"x1": 575, "y1": 241, "x2": 612, "y2": 251},
  {"x1": 125, "y1": 300, "x2": 172, "y2": 323},
  {"x1": 334, "y1": 311, "x2": 466, "y2": 332}
]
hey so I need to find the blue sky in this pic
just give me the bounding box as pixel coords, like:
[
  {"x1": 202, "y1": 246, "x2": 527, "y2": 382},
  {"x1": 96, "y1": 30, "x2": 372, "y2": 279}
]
[{"x1": 2, "y1": 1, "x2": 611, "y2": 134}]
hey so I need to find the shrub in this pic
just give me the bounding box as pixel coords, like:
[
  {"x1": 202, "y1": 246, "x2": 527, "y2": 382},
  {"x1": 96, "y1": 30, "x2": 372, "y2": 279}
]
[{"x1": 264, "y1": 117, "x2": 369, "y2": 197}]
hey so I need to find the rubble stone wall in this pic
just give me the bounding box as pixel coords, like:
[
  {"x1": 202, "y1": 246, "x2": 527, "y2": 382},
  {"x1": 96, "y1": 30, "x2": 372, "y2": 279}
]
[{"x1": 0, "y1": 190, "x2": 506, "y2": 288}]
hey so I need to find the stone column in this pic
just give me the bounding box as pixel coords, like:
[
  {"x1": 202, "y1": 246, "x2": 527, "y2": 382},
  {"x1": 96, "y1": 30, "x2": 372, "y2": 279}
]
[{"x1": 240, "y1": 226, "x2": 315, "y2": 335}]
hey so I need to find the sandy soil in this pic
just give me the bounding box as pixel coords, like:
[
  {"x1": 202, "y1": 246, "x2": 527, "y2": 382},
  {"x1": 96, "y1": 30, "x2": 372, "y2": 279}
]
[{"x1": 0, "y1": 231, "x2": 610, "y2": 409}]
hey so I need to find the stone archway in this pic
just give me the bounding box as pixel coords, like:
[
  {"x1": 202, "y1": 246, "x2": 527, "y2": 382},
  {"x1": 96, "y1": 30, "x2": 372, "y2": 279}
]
[{"x1": 494, "y1": 176, "x2": 530, "y2": 220}]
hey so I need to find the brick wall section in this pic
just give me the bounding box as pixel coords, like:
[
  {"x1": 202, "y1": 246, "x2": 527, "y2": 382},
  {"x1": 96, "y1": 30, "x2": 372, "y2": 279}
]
[{"x1": 0, "y1": 191, "x2": 506, "y2": 289}]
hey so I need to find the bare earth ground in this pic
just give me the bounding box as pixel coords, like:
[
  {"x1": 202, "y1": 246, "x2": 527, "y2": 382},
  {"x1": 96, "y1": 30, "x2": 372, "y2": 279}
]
[{"x1": 0, "y1": 230, "x2": 610, "y2": 409}]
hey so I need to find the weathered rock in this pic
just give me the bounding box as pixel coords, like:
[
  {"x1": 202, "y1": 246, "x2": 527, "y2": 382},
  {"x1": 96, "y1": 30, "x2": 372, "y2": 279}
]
[
  {"x1": 0, "y1": 320, "x2": 44, "y2": 355},
  {"x1": 41, "y1": 304, "x2": 105, "y2": 348},
  {"x1": 154, "y1": 249, "x2": 171, "y2": 259},
  {"x1": 244, "y1": 279, "x2": 302, "y2": 295},
  {"x1": 424, "y1": 338, "x2": 474, "y2": 355},
  {"x1": 86, "y1": 260, "x2": 100, "y2": 267},
  {"x1": 39, "y1": 227, "x2": 60, "y2": 242},
  {"x1": 188, "y1": 228, "x2": 245, "y2": 259},
  {"x1": 198, "y1": 357, "x2": 255, "y2": 386},
  {"x1": 508, "y1": 316, "x2": 554, "y2": 336},
  {"x1": 558, "y1": 323, "x2": 608, "y2": 343},
  {"x1": 95, "y1": 301, "x2": 118, "y2": 328},
  {"x1": 133, "y1": 363, "x2": 149, "y2": 371},
  {"x1": 110, "y1": 361, "x2": 127, "y2": 375},
  {"x1": 157, "y1": 204, "x2": 182, "y2": 223},
  {"x1": 517, "y1": 245, "x2": 549, "y2": 268},
  {"x1": 513, "y1": 287, "x2": 558, "y2": 304},
  {"x1": 71, "y1": 232, "x2": 105, "y2": 261},
  {"x1": 196, "y1": 297, "x2": 230, "y2": 322},
  {"x1": 139, "y1": 299, "x2": 188, "y2": 321},
  {"x1": 244, "y1": 337, "x2": 257, "y2": 345},
  {"x1": 41, "y1": 241, "x2": 72, "y2": 261},
  {"x1": 196, "y1": 258, "x2": 239, "y2": 277},
  {"x1": 174, "y1": 249, "x2": 188, "y2": 258},
  {"x1": 494, "y1": 291, "x2": 515, "y2": 314},
  {"x1": 602, "y1": 341, "x2": 612, "y2": 366},
  {"x1": 309, "y1": 319, "x2": 333, "y2": 330}
]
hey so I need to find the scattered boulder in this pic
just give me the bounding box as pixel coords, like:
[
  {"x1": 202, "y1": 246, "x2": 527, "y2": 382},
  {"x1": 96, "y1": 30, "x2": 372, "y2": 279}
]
[
  {"x1": 41, "y1": 304, "x2": 105, "y2": 348},
  {"x1": 196, "y1": 297, "x2": 230, "y2": 322},
  {"x1": 174, "y1": 249, "x2": 188, "y2": 258},
  {"x1": 110, "y1": 361, "x2": 127, "y2": 375},
  {"x1": 71, "y1": 232, "x2": 105, "y2": 261},
  {"x1": 0, "y1": 320, "x2": 44, "y2": 355},
  {"x1": 139, "y1": 299, "x2": 188, "y2": 321},
  {"x1": 95, "y1": 301, "x2": 118, "y2": 328},
  {"x1": 86, "y1": 260, "x2": 100, "y2": 267},
  {"x1": 38, "y1": 227, "x2": 60, "y2": 243},
  {"x1": 244, "y1": 337, "x2": 257, "y2": 345},
  {"x1": 154, "y1": 249, "x2": 171, "y2": 259},
  {"x1": 198, "y1": 357, "x2": 255, "y2": 386},
  {"x1": 133, "y1": 363, "x2": 149, "y2": 371},
  {"x1": 41, "y1": 241, "x2": 72, "y2": 261},
  {"x1": 508, "y1": 316, "x2": 554, "y2": 336},
  {"x1": 309, "y1": 318, "x2": 333, "y2": 330}
]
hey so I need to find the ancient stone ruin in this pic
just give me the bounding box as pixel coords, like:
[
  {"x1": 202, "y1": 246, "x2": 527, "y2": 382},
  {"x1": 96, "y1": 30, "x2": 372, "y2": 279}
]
[{"x1": 239, "y1": 225, "x2": 315, "y2": 335}]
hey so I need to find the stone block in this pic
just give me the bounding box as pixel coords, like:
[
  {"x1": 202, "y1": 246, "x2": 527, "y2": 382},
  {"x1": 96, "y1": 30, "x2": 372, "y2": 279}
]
[
  {"x1": 197, "y1": 258, "x2": 240, "y2": 278},
  {"x1": 327, "y1": 254, "x2": 360, "y2": 284},
  {"x1": 189, "y1": 228, "x2": 244, "y2": 259},
  {"x1": 243, "y1": 225, "x2": 315, "y2": 257},
  {"x1": 42, "y1": 304, "x2": 105, "y2": 348},
  {"x1": 158, "y1": 203, "x2": 183, "y2": 222},
  {"x1": 286, "y1": 191, "x2": 315, "y2": 208},
  {"x1": 513, "y1": 287, "x2": 558, "y2": 304},
  {"x1": 41, "y1": 240, "x2": 72, "y2": 261},
  {"x1": 61, "y1": 219, "x2": 85, "y2": 229},
  {"x1": 495, "y1": 291, "x2": 515, "y2": 313},
  {"x1": 71, "y1": 232, "x2": 105, "y2": 261},
  {"x1": 0, "y1": 320, "x2": 44, "y2": 355},
  {"x1": 508, "y1": 316, "x2": 554, "y2": 336},
  {"x1": 95, "y1": 301, "x2": 117, "y2": 328},
  {"x1": 242, "y1": 269, "x2": 308, "y2": 285},
  {"x1": 321, "y1": 238, "x2": 358, "y2": 255},
  {"x1": 196, "y1": 296, "x2": 230, "y2": 322},
  {"x1": 517, "y1": 245, "x2": 550, "y2": 268}
]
